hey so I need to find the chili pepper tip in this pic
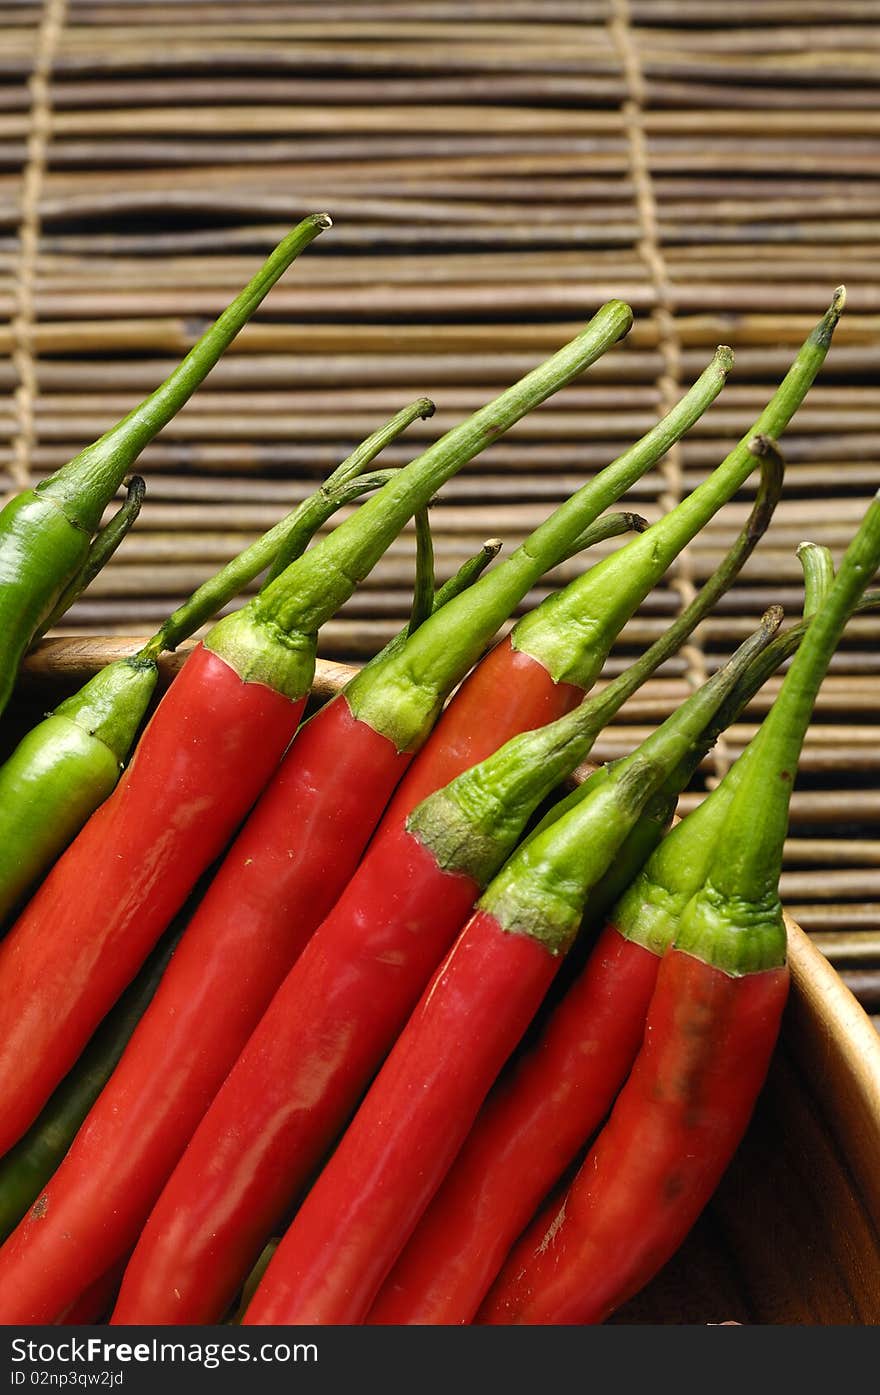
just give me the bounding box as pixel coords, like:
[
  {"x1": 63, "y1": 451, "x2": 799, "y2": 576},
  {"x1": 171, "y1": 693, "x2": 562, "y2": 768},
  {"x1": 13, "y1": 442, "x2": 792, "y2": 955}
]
[
  {"x1": 811, "y1": 285, "x2": 846, "y2": 347},
  {"x1": 760, "y1": 603, "x2": 785, "y2": 636}
]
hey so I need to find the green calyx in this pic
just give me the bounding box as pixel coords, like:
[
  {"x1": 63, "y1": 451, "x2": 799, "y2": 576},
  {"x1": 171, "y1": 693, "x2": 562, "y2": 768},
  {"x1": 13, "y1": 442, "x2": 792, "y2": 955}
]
[
  {"x1": 212, "y1": 303, "x2": 634, "y2": 699},
  {"x1": 673, "y1": 882, "x2": 786, "y2": 977},
  {"x1": 511, "y1": 293, "x2": 844, "y2": 688},
  {"x1": 205, "y1": 608, "x2": 317, "y2": 700},
  {"x1": 345, "y1": 343, "x2": 730, "y2": 751},
  {"x1": 582, "y1": 783, "x2": 678, "y2": 935},
  {"x1": 481, "y1": 774, "x2": 640, "y2": 957},
  {"x1": 477, "y1": 611, "x2": 782, "y2": 954},
  {"x1": 37, "y1": 216, "x2": 330, "y2": 535}
]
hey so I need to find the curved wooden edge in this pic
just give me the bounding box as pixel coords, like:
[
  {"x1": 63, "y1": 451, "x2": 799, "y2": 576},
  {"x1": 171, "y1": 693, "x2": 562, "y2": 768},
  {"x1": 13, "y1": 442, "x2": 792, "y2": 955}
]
[
  {"x1": 19, "y1": 636, "x2": 359, "y2": 704},
  {"x1": 785, "y1": 912, "x2": 880, "y2": 1230}
]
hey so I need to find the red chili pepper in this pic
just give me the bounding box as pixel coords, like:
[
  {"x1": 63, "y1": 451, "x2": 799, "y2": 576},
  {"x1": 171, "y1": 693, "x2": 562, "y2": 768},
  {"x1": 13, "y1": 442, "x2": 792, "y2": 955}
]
[
  {"x1": 369, "y1": 471, "x2": 803, "y2": 1326},
  {"x1": 114, "y1": 341, "x2": 829, "y2": 1328},
  {"x1": 241, "y1": 619, "x2": 776, "y2": 1325},
  {"x1": 480, "y1": 954, "x2": 789, "y2": 1327},
  {"x1": 86, "y1": 352, "x2": 726, "y2": 1328},
  {"x1": 0, "y1": 307, "x2": 634, "y2": 1324},
  {"x1": 0, "y1": 641, "x2": 296, "y2": 1157},
  {"x1": 367, "y1": 922, "x2": 661, "y2": 1326},
  {"x1": 108, "y1": 422, "x2": 783, "y2": 1327},
  {"x1": 479, "y1": 491, "x2": 880, "y2": 1326},
  {"x1": 55, "y1": 1262, "x2": 126, "y2": 1327}
]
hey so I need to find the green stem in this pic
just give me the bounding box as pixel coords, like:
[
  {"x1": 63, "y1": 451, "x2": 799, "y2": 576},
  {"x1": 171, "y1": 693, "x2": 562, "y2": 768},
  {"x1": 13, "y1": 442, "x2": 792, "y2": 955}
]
[
  {"x1": 344, "y1": 344, "x2": 731, "y2": 748},
  {"x1": 609, "y1": 566, "x2": 878, "y2": 961},
  {"x1": 408, "y1": 509, "x2": 436, "y2": 635},
  {"x1": 34, "y1": 476, "x2": 146, "y2": 640},
  {"x1": 797, "y1": 541, "x2": 836, "y2": 620},
  {"x1": 435, "y1": 539, "x2": 503, "y2": 606},
  {"x1": 407, "y1": 440, "x2": 783, "y2": 887},
  {"x1": 688, "y1": 532, "x2": 853, "y2": 775},
  {"x1": 512, "y1": 290, "x2": 846, "y2": 687},
  {"x1": 479, "y1": 613, "x2": 783, "y2": 955},
  {"x1": 564, "y1": 510, "x2": 647, "y2": 559},
  {"x1": 351, "y1": 539, "x2": 504, "y2": 685},
  {"x1": 139, "y1": 468, "x2": 396, "y2": 664},
  {"x1": 208, "y1": 301, "x2": 635, "y2": 699},
  {"x1": 263, "y1": 397, "x2": 434, "y2": 587},
  {"x1": 688, "y1": 491, "x2": 880, "y2": 932},
  {"x1": 37, "y1": 216, "x2": 331, "y2": 533}
]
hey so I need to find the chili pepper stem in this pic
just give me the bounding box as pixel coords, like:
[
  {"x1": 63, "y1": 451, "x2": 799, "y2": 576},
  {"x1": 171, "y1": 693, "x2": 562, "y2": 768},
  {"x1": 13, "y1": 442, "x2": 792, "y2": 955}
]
[
  {"x1": 38, "y1": 216, "x2": 331, "y2": 533},
  {"x1": 343, "y1": 345, "x2": 731, "y2": 749},
  {"x1": 207, "y1": 301, "x2": 635, "y2": 700},
  {"x1": 676, "y1": 490, "x2": 880, "y2": 975},
  {"x1": 797, "y1": 541, "x2": 836, "y2": 619},
  {"x1": 140, "y1": 399, "x2": 435, "y2": 663},
  {"x1": 0, "y1": 217, "x2": 330, "y2": 715},
  {"x1": 407, "y1": 509, "x2": 436, "y2": 635},
  {"x1": 512, "y1": 291, "x2": 844, "y2": 687},
  {"x1": 262, "y1": 397, "x2": 434, "y2": 588}
]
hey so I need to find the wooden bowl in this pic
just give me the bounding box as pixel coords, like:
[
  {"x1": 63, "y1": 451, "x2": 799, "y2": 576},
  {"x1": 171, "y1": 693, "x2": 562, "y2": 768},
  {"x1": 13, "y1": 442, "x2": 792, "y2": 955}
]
[{"x1": 15, "y1": 639, "x2": 880, "y2": 1326}]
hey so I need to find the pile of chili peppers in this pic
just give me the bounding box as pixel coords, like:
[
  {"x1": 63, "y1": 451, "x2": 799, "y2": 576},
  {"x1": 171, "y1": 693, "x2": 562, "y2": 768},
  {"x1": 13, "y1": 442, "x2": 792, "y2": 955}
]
[{"x1": 0, "y1": 218, "x2": 875, "y2": 1327}]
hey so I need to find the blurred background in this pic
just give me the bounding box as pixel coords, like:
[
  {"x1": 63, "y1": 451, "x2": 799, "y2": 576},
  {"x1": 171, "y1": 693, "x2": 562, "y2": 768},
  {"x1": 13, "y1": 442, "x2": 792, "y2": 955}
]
[{"x1": 2, "y1": 2, "x2": 879, "y2": 1007}]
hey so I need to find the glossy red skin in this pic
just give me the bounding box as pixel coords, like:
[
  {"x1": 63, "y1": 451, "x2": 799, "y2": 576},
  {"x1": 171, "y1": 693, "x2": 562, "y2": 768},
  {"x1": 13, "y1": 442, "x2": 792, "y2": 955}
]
[
  {"x1": 480, "y1": 949, "x2": 790, "y2": 1326},
  {"x1": 111, "y1": 637, "x2": 580, "y2": 1327},
  {"x1": 370, "y1": 923, "x2": 660, "y2": 1324},
  {"x1": 378, "y1": 635, "x2": 582, "y2": 826},
  {"x1": 111, "y1": 824, "x2": 481, "y2": 1326},
  {"x1": 0, "y1": 694, "x2": 406, "y2": 1326},
  {"x1": 55, "y1": 1262, "x2": 126, "y2": 1326},
  {"x1": 244, "y1": 909, "x2": 562, "y2": 1326},
  {"x1": 0, "y1": 644, "x2": 301, "y2": 1167}
]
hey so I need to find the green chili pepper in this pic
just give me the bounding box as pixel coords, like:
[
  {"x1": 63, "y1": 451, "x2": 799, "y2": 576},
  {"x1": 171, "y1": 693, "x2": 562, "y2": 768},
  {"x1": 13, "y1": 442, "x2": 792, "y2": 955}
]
[
  {"x1": 33, "y1": 477, "x2": 147, "y2": 642},
  {"x1": 0, "y1": 214, "x2": 331, "y2": 717}
]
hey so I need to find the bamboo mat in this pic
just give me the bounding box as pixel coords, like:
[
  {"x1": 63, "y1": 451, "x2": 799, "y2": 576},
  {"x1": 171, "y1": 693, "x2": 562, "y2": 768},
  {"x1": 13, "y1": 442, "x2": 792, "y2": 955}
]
[{"x1": 2, "y1": 2, "x2": 879, "y2": 986}]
